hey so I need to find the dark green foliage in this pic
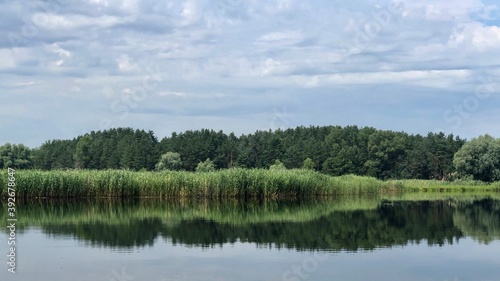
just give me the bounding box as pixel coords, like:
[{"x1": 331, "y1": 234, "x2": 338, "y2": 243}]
[
  {"x1": 6, "y1": 125, "x2": 469, "y2": 180},
  {"x1": 0, "y1": 143, "x2": 34, "y2": 169},
  {"x1": 33, "y1": 128, "x2": 158, "y2": 171},
  {"x1": 158, "y1": 129, "x2": 227, "y2": 170}
]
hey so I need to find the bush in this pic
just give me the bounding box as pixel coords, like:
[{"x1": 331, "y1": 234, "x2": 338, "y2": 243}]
[
  {"x1": 302, "y1": 158, "x2": 315, "y2": 170},
  {"x1": 270, "y1": 160, "x2": 286, "y2": 170},
  {"x1": 196, "y1": 158, "x2": 216, "y2": 172},
  {"x1": 155, "y1": 152, "x2": 182, "y2": 171}
]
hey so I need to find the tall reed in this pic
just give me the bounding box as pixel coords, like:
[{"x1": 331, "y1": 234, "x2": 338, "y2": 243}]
[{"x1": 1, "y1": 169, "x2": 498, "y2": 199}]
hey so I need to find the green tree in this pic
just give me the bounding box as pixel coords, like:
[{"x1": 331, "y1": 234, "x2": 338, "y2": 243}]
[
  {"x1": 364, "y1": 130, "x2": 407, "y2": 179},
  {"x1": 270, "y1": 159, "x2": 286, "y2": 170},
  {"x1": 155, "y1": 152, "x2": 182, "y2": 171},
  {"x1": 73, "y1": 135, "x2": 92, "y2": 169},
  {"x1": 217, "y1": 132, "x2": 238, "y2": 168},
  {"x1": 302, "y1": 157, "x2": 315, "y2": 170},
  {"x1": 0, "y1": 143, "x2": 34, "y2": 169},
  {"x1": 453, "y1": 135, "x2": 500, "y2": 182},
  {"x1": 33, "y1": 139, "x2": 76, "y2": 170},
  {"x1": 196, "y1": 158, "x2": 216, "y2": 172}
]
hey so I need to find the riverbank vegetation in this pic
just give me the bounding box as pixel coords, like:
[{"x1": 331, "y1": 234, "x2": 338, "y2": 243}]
[
  {"x1": 0, "y1": 126, "x2": 467, "y2": 179},
  {"x1": 1, "y1": 125, "x2": 500, "y2": 194}
]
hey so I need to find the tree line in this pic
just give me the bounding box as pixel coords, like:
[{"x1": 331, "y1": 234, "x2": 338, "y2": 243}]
[{"x1": 1, "y1": 126, "x2": 499, "y2": 181}]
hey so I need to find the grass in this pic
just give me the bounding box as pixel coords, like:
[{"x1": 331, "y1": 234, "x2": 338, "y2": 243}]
[
  {"x1": 387, "y1": 178, "x2": 500, "y2": 192},
  {"x1": 0, "y1": 169, "x2": 499, "y2": 199}
]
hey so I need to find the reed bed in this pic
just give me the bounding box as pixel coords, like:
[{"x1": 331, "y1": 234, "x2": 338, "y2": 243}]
[
  {"x1": 0, "y1": 169, "x2": 498, "y2": 199},
  {"x1": 388, "y1": 179, "x2": 500, "y2": 192}
]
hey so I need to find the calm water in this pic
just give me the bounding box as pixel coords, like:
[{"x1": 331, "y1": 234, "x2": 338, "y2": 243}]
[{"x1": 1, "y1": 196, "x2": 499, "y2": 281}]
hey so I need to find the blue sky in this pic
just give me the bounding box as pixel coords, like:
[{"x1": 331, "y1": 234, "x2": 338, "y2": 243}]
[{"x1": 1, "y1": 0, "x2": 499, "y2": 147}]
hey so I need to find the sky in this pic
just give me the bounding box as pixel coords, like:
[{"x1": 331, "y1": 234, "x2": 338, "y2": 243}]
[{"x1": 1, "y1": 0, "x2": 500, "y2": 148}]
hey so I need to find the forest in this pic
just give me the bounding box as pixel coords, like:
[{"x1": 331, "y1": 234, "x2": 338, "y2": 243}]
[{"x1": 1, "y1": 125, "x2": 499, "y2": 182}]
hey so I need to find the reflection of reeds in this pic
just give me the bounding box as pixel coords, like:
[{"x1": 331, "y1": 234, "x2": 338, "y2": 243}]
[
  {"x1": 1, "y1": 196, "x2": 498, "y2": 250},
  {"x1": 0, "y1": 169, "x2": 498, "y2": 199},
  {"x1": 381, "y1": 192, "x2": 500, "y2": 202},
  {"x1": 0, "y1": 197, "x2": 382, "y2": 229},
  {"x1": 386, "y1": 179, "x2": 500, "y2": 192}
]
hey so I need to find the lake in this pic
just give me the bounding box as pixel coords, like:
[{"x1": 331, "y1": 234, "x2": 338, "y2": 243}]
[{"x1": 1, "y1": 195, "x2": 499, "y2": 281}]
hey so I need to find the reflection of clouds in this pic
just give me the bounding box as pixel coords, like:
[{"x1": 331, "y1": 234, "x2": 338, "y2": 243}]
[{"x1": 110, "y1": 267, "x2": 135, "y2": 281}]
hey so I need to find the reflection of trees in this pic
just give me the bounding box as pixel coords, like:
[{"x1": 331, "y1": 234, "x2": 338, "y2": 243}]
[
  {"x1": 1, "y1": 198, "x2": 498, "y2": 250},
  {"x1": 453, "y1": 198, "x2": 500, "y2": 244},
  {"x1": 44, "y1": 218, "x2": 163, "y2": 248},
  {"x1": 162, "y1": 201, "x2": 463, "y2": 251}
]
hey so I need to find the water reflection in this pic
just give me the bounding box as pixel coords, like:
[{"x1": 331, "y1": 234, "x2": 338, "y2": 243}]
[{"x1": 1, "y1": 196, "x2": 499, "y2": 251}]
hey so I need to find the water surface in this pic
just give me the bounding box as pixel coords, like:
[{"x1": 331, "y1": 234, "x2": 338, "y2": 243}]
[{"x1": 1, "y1": 196, "x2": 499, "y2": 281}]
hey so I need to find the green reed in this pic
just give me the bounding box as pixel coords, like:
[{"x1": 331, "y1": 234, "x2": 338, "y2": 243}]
[{"x1": 0, "y1": 169, "x2": 498, "y2": 199}]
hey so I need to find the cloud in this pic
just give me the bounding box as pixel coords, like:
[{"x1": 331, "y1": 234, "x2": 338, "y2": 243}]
[
  {"x1": 157, "y1": 91, "x2": 189, "y2": 97},
  {"x1": 258, "y1": 30, "x2": 303, "y2": 42},
  {"x1": 13, "y1": 81, "x2": 41, "y2": 87},
  {"x1": 2, "y1": 0, "x2": 500, "y2": 147},
  {"x1": 116, "y1": 54, "x2": 138, "y2": 72}
]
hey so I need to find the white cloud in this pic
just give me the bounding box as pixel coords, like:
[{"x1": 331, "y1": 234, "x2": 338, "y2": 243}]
[
  {"x1": 413, "y1": 22, "x2": 500, "y2": 59},
  {"x1": 258, "y1": 30, "x2": 303, "y2": 42},
  {"x1": 158, "y1": 91, "x2": 189, "y2": 97},
  {"x1": 401, "y1": 0, "x2": 485, "y2": 21},
  {"x1": 472, "y1": 27, "x2": 500, "y2": 49},
  {"x1": 54, "y1": 59, "x2": 64, "y2": 66},
  {"x1": 3, "y1": 0, "x2": 500, "y2": 146},
  {"x1": 259, "y1": 58, "x2": 290, "y2": 76},
  {"x1": 42, "y1": 14, "x2": 125, "y2": 30},
  {"x1": 13, "y1": 81, "x2": 41, "y2": 87},
  {"x1": 52, "y1": 44, "x2": 71, "y2": 57},
  {"x1": 180, "y1": 0, "x2": 202, "y2": 26},
  {"x1": 116, "y1": 54, "x2": 138, "y2": 72},
  {"x1": 122, "y1": 88, "x2": 133, "y2": 94},
  {"x1": 293, "y1": 69, "x2": 471, "y2": 88}
]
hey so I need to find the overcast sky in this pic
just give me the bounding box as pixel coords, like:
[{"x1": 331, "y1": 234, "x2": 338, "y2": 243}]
[{"x1": 1, "y1": 0, "x2": 499, "y2": 147}]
